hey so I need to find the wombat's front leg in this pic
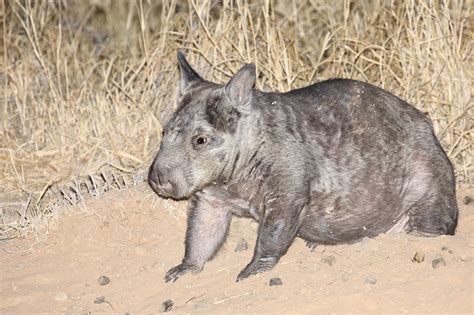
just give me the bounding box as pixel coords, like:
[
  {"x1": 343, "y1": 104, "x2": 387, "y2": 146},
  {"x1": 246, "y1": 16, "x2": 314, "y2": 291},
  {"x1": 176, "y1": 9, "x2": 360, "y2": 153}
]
[
  {"x1": 165, "y1": 190, "x2": 232, "y2": 283},
  {"x1": 236, "y1": 194, "x2": 307, "y2": 282}
]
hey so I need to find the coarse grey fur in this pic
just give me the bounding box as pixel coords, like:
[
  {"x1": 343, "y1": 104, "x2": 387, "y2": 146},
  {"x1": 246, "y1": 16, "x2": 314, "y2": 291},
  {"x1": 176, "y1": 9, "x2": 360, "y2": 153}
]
[{"x1": 148, "y1": 52, "x2": 458, "y2": 282}]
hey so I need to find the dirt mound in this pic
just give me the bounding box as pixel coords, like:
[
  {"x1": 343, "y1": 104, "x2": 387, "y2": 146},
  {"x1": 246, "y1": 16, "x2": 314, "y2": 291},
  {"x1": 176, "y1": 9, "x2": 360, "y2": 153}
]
[{"x1": 1, "y1": 184, "x2": 473, "y2": 313}]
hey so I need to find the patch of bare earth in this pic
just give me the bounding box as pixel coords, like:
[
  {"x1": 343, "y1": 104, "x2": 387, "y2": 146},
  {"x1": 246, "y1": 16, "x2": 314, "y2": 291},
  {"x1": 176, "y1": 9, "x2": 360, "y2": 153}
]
[{"x1": 1, "y1": 184, "x2": 473, "y2": 313}]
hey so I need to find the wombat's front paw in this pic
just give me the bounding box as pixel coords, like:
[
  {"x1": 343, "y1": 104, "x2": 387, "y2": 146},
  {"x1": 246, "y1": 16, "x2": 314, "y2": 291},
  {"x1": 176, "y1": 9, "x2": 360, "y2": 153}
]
[
  {"x1": 236, "y1": 257, "x2": 278, "y2": 282},
  {"x1": 164, "y1": 263, "x2": 201, "y2": 283}
]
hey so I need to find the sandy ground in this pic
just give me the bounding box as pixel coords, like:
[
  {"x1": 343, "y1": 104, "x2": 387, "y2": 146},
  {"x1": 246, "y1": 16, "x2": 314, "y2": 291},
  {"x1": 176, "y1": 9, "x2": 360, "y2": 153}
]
[{"x1": 1, "y1": 183, "x2": 473, "y2": 314}]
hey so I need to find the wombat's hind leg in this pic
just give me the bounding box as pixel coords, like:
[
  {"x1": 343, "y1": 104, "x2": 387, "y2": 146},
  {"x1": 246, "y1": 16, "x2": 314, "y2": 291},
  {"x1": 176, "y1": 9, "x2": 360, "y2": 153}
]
[
  {"x1": 165, "y1": 191, "x2": 232, "y2": 283},
  {"x1": 403, "y1": 152, "x2": 458, "y2": 236}
]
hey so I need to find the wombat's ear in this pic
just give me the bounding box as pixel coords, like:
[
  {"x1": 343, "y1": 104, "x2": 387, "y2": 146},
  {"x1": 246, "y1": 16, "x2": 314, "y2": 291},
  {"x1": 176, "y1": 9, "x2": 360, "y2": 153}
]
[
  {"x1": 177, "y1": 51, "x2": 204, "y2": 95},
  {"x1": 225, "y1": 64, "x2": 256, "y2": 108}
]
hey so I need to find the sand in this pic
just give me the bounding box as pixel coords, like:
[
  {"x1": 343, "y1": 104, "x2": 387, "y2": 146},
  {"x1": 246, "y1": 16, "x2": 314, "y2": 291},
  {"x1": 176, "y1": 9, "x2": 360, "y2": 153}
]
[{"x1": 1, "y1": 183, "x2": 472, "y2": 314}]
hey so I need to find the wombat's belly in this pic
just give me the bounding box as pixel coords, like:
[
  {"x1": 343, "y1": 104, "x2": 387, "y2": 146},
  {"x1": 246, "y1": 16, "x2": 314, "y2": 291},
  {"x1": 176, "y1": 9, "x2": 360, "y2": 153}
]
[
  {"x1": 297, "y1": 214, "x2": 388, "y2": 245},
  {"x1": 297, "y1": 198, "x2": 404, "y2": 245}
]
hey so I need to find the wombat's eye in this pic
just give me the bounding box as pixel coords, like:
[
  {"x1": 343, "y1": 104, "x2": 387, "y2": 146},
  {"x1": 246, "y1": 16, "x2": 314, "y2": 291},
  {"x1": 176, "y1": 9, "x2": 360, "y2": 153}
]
[{"x1": 193, "y1": 135, "x2": 208, "y2": 147}]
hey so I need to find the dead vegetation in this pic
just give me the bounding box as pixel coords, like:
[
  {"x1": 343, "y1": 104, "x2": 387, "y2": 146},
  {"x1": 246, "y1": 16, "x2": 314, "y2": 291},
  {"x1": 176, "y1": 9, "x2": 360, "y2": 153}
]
[{"x1": 1, "y1": 0, "x2": 472, "y2": 238}]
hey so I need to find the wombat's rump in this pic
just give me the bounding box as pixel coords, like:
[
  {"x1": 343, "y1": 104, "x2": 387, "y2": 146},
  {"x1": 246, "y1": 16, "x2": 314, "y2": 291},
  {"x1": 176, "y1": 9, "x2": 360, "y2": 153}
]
[{"x1": 148, "y1": 53, "x2": 458, "y2": 282}]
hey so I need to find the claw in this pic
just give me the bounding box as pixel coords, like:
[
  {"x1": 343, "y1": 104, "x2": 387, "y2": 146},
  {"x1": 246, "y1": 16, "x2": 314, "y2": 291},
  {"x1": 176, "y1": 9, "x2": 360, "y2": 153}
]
[
  {"x1": 164, "y1": 263, "x2": 201, "y2": 283},
  {"x1": 305, "y1": 240, "x2": 318, "y2": 250},
  {"x1": 236, "y1": 257, "x2": 278, "y2": 282}
]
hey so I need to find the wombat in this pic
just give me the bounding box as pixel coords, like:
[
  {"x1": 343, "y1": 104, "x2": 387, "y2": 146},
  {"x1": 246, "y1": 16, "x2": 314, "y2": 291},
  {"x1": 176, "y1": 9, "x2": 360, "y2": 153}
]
[{"x1": 148, "y1": 52, "x2": 458, "y2": 282}]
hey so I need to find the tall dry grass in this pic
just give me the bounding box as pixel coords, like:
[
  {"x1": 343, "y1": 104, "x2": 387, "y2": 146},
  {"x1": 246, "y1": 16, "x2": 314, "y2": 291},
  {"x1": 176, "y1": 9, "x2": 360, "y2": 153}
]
[{"x1": 1, "y1": 0, "x2": 472, "y2": 238}]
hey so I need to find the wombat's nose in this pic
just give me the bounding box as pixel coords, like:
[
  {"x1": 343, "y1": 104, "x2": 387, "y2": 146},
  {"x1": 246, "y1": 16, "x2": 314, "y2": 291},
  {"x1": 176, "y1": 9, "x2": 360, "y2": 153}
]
[
  {"x1": 148, "y1": 170, "x2": 159, "y2": 186},
  {"x1": 149, "y1": 169, "x2": 167, "y2": 186},
  {"x1": 160, "y1": 180, "x2": 173, "y2": 193},
  {"x1": 148, "y1": 167, "x2": 174, "y2": 195}
]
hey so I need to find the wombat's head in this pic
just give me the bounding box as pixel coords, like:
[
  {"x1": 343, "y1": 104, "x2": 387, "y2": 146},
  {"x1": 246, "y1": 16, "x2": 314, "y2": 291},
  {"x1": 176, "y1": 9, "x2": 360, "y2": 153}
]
[{"x1": 148, "y1": 52, "x2": 256, "y2": 199}]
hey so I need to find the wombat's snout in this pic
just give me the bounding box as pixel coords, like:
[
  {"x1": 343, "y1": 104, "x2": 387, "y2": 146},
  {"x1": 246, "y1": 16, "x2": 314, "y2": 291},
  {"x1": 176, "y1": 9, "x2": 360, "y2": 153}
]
[{"x1": 148, "y1": 164, "x2": 174, "y2": 197}]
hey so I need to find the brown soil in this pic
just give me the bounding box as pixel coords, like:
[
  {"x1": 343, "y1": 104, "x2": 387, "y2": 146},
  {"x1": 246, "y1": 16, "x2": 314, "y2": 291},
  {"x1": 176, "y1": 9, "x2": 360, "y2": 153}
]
[{"x1": 1, "y1": 184, "x2": 473, "y2": 314}]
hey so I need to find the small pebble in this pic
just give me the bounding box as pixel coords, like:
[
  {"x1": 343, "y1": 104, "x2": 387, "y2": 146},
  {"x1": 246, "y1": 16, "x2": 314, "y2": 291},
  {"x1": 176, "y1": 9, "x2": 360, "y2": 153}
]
[
  {"x1": 94, "y1": 296, "x2": 106, "y2": 304},
  {"x1": 364, "y1": 275, "x2": 377, "y2": 285},
  {"x1": 160, "y1": 299, "x2": 174, "y2": 312},
  {"x1": 412, "y1": 251, "x2": 425, "y2": 263},
  {"x1": 320, "y1": 255, "x2": 336, "y2": 266},
  {"x1": 432, "y1": 256, "x2": 447, "y2": 269},
  {"x1": 54, "y1": 292, "x2": 68, "y2": 301},
  {"x1": 234, "y1": 238, "x2": 249, "y2": 252},
  {"x1": 463, "y1": 196, "x2": 472, "y2": 205},
  {"x1": 269, "y1": 277, "x2": 283, "y2": 286},
  {"x1": 441, "y1": 246, "x2": 453, "y2": 254},
  {"x1": 98, "y1": 275, "x2": 110, "y2": 286}
]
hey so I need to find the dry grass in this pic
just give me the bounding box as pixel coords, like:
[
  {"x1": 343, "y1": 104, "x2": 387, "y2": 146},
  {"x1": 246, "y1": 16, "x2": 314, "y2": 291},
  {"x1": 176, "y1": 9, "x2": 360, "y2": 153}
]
[{"x1": 1, "y1": 0, "x2": 472, "y2": 238}]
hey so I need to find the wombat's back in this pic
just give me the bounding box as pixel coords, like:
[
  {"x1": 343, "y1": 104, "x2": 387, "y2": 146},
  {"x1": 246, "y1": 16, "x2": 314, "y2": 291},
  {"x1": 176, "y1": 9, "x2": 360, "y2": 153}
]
[{"x1": 285, "y1": 79, "x2": 429, "y2": 137}]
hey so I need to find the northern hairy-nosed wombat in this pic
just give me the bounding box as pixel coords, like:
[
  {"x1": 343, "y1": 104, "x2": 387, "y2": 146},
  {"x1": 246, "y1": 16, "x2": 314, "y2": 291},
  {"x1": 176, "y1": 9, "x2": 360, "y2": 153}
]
[{"x1": 148, "y1": 52, "x2": 458, "y2": 282}]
